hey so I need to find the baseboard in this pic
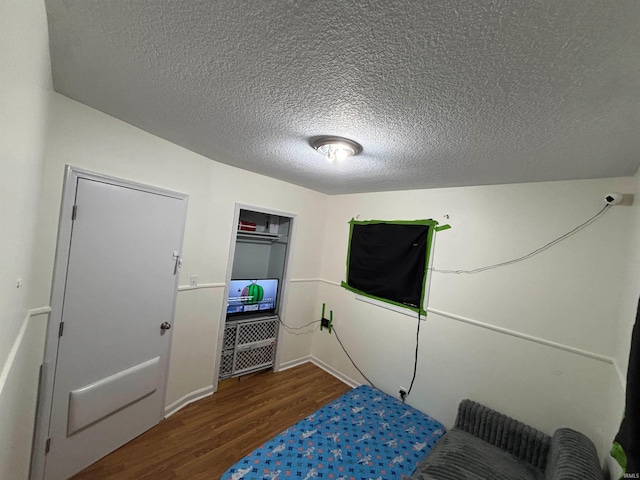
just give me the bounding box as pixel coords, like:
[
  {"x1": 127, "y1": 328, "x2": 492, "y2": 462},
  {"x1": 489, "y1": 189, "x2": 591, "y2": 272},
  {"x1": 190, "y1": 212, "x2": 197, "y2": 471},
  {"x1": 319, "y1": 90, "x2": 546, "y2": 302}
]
[
  {"x1": 164, "y1": 385, "x2": 214, "y2": 418},
  {"x1": 309, "y1": 356, "x2": 361, "y2": 389},
  {"x1": 163, "y1": 356, "x2": 357, "y2": 418},
  {"x1": 277, "y1": 355, "x2": 360, "y2": 388},
  {"x1": 277, "y1": 356, "x2": 312, "y2": 372}
]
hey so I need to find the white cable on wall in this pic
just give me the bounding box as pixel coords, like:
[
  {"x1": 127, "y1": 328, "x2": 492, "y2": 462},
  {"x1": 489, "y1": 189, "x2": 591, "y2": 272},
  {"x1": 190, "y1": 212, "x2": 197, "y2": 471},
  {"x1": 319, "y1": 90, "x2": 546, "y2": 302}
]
[{"x1": 431, "y1": 204, "x2": 611, "y2": 274}]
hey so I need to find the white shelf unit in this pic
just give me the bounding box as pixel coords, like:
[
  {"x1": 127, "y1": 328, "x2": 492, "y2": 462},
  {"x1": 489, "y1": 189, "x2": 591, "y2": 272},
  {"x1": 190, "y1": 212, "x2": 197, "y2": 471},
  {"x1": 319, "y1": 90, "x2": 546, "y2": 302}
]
[{"x1": 236, "y1": 231, "x2": 283, "y2": 243}]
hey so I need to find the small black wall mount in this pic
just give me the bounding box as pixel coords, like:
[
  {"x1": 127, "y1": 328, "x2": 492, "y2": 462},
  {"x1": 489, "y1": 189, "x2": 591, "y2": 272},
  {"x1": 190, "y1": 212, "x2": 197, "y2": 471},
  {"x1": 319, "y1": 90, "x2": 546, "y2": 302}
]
[{"x1": 320, "y1": 303, "x2": 333, "y2": 334}]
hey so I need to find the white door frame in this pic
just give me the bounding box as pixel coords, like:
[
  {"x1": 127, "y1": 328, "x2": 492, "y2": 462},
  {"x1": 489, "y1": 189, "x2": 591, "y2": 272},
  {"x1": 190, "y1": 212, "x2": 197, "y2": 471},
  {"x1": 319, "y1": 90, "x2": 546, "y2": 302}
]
[
  {"x1": 212, "y1": 203, "x2": 298, "y2": 387},
  {"x1": 30, "y1": 166, "x2": 188, "y2": 480}
]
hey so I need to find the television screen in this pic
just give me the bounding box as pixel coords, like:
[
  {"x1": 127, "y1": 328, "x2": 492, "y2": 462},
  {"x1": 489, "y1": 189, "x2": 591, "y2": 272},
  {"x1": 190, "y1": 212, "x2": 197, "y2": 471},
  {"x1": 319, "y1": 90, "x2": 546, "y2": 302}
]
[{"x1": 227, "y1": 279, "x2": 279, "y2": 316}]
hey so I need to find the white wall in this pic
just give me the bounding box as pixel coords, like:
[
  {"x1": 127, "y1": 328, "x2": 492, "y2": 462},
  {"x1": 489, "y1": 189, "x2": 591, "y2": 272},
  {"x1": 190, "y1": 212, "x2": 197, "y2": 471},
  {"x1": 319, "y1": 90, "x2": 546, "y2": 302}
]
[
  {"x1": 311, "y1": 177, "x2": 635, "y2": 462},
  {"x1": 0, "y1": 0, "x2": 51, "y2": 364},
  {"x1": 3, "y1": 3, "x2": 637, "y2": 476},
  {"x1": 36, "y1": 94, "x2": 329, "y2": 409},
  {"x1": 613, "y1": 169, "x2": 640, "y2": 376},
  {"x1": 606, "y1": 167, "x2": 640, "y2": 477},
  {"x1": 233, "y1": 242, "x2": 273, "y2": 279},
  {"x1": 0, "y1": 0, "x2": 51, "y2": 477}
]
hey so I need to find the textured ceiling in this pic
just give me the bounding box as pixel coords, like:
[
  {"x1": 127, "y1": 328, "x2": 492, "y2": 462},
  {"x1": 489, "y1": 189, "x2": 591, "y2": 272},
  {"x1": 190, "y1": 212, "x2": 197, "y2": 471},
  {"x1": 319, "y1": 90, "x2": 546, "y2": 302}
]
[{"x1": 46, "y1": 0, "x2": 640, "y2": 195}]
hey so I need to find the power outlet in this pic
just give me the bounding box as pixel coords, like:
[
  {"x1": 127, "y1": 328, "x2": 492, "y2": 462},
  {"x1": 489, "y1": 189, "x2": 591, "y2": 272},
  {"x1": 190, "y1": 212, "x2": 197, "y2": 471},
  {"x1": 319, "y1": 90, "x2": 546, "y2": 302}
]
[
  {"x1": 319, "y1": 304, "x2": 333, "y2": 333},
  {"x1": 320, "y1": 317, "x2": 332, "y2": 333},
  {"x1": 399, "y1": 386, "x2": 408, "y2": 401}
]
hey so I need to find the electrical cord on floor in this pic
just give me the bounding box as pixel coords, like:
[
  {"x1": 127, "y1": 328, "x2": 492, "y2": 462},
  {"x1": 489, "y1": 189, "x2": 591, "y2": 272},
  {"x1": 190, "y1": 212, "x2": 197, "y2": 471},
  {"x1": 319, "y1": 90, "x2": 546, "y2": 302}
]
[
  {"x1": 431, "y1": 204, "x2": 611, "y2": 274},
  {"x1": 332, "y1": 324, "x2": 376, "y2": 389}
]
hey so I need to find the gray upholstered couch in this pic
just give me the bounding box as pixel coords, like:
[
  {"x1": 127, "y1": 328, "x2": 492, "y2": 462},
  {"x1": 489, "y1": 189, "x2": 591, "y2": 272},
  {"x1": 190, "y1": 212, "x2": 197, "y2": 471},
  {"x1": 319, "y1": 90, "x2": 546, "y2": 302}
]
[{"x1": 407, "y1": 399, "x2": 603, "y2": 480}]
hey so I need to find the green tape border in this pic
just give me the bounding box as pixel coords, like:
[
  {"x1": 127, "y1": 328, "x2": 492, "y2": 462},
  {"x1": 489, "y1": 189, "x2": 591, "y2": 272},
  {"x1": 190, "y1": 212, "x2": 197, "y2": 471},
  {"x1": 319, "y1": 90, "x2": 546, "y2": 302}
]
[
  {"x1": 343, "y1": 218, "x2": 443, "y2": 316},
  {"x1": 611, "y1": 441, "x2": 627, "y2": 474}
]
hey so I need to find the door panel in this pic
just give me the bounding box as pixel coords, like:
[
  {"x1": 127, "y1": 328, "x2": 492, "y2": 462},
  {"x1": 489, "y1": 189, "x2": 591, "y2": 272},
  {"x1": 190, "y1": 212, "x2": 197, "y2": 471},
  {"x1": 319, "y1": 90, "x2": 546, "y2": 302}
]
[
  {"x1": 44, "y1": 178, "x2": 186, "y2": 480},
  {"x1": 67, "y1": 357, "x2": 160, "y2": 435}
]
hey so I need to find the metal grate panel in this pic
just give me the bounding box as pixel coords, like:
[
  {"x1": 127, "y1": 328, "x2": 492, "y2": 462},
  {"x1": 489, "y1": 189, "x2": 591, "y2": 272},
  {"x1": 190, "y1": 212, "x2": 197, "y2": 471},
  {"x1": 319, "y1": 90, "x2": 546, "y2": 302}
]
[
  {"x1": 236, "y1": 319, "x2": 278, "y2": 345},
  {"x1": 223, "y1": 322, "x2": 237, "y2": 350},
  {"x1": 234, "y1": 344, "x2": 275, "y2": 374},
  {"x1": 219, "y1": 350, "x2": 234, "y2": 379}
]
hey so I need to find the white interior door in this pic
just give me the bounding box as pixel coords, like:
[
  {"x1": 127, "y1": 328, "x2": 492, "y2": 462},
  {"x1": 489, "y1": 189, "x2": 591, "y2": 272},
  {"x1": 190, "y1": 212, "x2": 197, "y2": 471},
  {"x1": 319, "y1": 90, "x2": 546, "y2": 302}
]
[{"x1": 44, "y1": 177, "x2": 187, "y2": 480}]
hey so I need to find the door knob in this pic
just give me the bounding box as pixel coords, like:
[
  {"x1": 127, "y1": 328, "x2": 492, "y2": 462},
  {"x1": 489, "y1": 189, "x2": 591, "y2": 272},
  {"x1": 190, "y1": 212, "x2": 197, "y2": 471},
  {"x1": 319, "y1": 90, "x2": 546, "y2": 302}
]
[{"x1": 160, "y1": 322, "x2": 172, "y2": 330}]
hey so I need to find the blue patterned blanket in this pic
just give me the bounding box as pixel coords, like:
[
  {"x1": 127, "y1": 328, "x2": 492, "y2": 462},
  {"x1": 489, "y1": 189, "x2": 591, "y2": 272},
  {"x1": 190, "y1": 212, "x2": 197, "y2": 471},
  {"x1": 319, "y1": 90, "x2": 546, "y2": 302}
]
[{"x1": 221, "y1": 385, "x2": 445, "y2": 480}]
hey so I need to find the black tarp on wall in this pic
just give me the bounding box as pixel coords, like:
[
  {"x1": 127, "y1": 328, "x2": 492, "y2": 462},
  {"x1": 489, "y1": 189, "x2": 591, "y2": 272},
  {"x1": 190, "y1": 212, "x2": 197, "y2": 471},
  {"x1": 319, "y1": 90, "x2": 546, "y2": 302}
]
[{"x1": 341, "y1": 220, "x2": 438, "y2": 314}]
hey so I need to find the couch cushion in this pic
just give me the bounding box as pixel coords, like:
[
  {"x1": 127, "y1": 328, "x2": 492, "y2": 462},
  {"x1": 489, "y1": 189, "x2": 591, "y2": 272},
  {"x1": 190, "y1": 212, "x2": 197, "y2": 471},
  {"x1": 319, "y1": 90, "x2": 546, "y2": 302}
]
[
  {"x1": 454, "y1": 399, "x2": 550, "y2": 469},
  {"x1": 407, "y1": 429, "x2": 545, "y2": 480},
  {"x1": 544, "y1": 428, "x2": 603, "y2": 480}
]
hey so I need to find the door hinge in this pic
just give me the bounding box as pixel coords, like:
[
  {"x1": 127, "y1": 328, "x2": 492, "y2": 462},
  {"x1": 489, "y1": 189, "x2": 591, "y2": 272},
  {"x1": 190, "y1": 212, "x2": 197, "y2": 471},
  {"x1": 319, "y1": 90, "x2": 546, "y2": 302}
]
[
  {"x1": 172, "y1": 251, "x2": 182, "y2": 275},
  {"x1": 58, "y1": 322, "x2": 64, "y2": 337},
  {"x1": 45, "y1": 438, "x2": 51, "y2": 454},
  {"x1": 72, "y1": 204, "x2": 78, "y2": 221}
]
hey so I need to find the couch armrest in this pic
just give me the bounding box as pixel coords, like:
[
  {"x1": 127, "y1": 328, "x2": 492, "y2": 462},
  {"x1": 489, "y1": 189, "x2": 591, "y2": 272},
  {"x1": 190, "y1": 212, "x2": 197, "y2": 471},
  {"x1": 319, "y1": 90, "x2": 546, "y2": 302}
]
[
  {"x1": 454, "y1": 399, "x2": 551, "y2": 469},
  {"x1": 544, "y1": 428, "x2": 602, "y2": 480}
]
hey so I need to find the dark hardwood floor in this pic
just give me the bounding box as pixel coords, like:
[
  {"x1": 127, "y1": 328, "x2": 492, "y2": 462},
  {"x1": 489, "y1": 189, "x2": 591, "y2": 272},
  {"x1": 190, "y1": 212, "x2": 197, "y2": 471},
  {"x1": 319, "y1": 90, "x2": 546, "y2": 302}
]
[{"x1": 71, "y1": 362, "x2": 352, "y2": 480}]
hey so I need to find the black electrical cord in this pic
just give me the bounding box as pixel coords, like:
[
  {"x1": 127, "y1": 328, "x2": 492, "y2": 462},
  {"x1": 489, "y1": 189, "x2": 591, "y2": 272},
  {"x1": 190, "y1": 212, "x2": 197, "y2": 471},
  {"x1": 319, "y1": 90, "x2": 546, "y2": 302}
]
[
  {"x1": 431, "y1": 204, "x2": 611, "y2": 274},
  {"x1": 406, "y1": 310, "x2": 421, "y2": 398},
  {"x1": 280, "y1": 317, "x2": 376, "y2": 387},
  {"x1": 332, "y1": 324, "x2": 376, "y2": 389}
]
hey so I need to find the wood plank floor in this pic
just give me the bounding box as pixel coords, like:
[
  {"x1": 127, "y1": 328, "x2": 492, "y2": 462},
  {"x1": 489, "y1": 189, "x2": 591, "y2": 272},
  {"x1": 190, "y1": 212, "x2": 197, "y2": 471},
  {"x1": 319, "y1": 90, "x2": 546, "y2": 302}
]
[{"x1": 71, "y1": 362, "x2": 352, "y2": 480}]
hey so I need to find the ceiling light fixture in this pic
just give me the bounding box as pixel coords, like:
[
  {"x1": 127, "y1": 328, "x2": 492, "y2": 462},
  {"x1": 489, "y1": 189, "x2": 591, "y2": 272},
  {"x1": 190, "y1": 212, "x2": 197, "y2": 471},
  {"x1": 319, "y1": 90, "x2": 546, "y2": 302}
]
[{"x1": 312, "y1": 136, "x2": 362, "y2": 164}]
